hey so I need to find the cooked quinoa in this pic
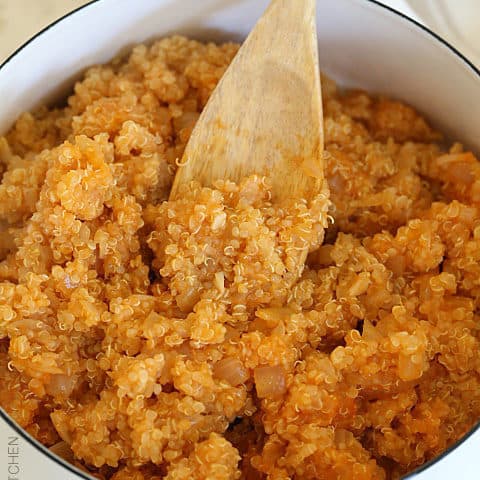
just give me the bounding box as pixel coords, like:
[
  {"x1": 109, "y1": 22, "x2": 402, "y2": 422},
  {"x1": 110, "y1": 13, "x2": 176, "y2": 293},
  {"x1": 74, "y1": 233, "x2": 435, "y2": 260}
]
[{"x1": 0, "y1": 35, "x2": 479, "y2": 480}]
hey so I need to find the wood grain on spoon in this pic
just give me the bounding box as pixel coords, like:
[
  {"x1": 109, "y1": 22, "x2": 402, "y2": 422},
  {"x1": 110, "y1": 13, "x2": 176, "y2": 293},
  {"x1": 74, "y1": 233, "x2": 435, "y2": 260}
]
[{"x1": 170, "y1": 0, "x2": 323, "y2": 202}]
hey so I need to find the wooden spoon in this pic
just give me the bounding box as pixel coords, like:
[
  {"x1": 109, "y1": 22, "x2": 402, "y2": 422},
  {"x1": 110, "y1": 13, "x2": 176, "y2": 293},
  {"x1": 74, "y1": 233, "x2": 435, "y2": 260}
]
[{"x1": 170, "y1": 0, "x2": 323, "y2": 202}]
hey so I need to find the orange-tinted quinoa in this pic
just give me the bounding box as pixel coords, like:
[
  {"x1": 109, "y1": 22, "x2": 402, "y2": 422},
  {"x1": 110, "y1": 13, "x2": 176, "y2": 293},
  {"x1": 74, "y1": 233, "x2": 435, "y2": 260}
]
[{"x1": 0, "y1": 36, "x2": 480, "y2": 479}]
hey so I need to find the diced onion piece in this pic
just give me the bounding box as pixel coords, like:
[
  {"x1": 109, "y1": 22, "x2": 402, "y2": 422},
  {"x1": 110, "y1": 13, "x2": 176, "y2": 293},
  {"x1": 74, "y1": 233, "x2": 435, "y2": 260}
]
[
  {"x1": 214, "y1": 358, "x2": 248, "y2": 386},
  {"x1": 254, "y1": 365, "x2": 286, "y2": 399},
  {"x1": 176, "y1": 288, "x2": 201, "y2": 312},
  {"x1": 362, "y1": 320, "x2": 382, "y2": 342},
  {"x1": 348, "y1": 272, "x2": 371, "y2": 297},
  {"x1": 214, "y1": 272, "x2": 225, "y2": 293},
  {"x1": 45, "y1": 374, "x2": 77, "y2": 397},
  {"x1": 398, "y1": 354, "x2": 423, "y2": 381},
  {"x1": 49, "y1": 441, "x2": 75, "y2": 463}
]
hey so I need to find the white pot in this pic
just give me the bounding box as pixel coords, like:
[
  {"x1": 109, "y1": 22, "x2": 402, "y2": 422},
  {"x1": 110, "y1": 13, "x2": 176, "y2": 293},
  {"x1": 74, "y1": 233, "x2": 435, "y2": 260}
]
[{"x1": 0, "y1": 0, "x2": 479, "y2": 478}]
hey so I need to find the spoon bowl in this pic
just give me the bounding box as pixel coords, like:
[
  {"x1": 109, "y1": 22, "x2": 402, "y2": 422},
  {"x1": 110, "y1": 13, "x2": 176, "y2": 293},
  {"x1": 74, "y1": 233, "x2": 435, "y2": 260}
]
[{"x1": 170, "y1": 0, "x2": 324, "y2": 203}]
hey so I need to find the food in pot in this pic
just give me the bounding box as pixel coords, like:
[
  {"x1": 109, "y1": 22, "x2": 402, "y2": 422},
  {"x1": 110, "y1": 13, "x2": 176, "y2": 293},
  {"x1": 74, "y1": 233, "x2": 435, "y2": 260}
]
[{"x1": 0, "y1": 36, "x2": 479, "y2": 480}]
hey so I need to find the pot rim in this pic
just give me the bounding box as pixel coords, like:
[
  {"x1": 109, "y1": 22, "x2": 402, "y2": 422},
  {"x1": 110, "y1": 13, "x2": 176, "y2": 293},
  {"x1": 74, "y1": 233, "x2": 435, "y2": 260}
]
[{"x1": 0, "y1": 0, "x2": 479, "y2": 478}]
